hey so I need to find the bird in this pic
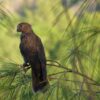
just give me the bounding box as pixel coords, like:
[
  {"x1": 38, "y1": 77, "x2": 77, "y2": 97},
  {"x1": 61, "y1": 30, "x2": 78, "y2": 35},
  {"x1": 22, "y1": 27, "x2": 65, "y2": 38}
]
[{"x1": 17, "y1": 22, "x2": 49, "y2": 92}]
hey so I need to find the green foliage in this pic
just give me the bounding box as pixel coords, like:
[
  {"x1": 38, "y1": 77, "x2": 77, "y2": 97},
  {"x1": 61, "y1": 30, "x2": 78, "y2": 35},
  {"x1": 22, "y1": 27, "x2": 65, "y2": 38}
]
[{"x1": 0, "y1": 0, "x2": 100, "y2": 100}]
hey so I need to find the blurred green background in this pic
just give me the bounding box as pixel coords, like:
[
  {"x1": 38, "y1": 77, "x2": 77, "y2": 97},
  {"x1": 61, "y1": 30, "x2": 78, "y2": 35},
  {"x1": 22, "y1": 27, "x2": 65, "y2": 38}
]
[{"x1": 0, "y1": 0, "x2": 100, "y2": 100}]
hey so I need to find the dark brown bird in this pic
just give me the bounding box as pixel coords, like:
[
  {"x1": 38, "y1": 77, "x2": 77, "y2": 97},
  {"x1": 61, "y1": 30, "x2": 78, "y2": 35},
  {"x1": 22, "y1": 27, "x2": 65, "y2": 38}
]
[{"x1": 17, "y1": 22, "x2": 49, "y2": 92}]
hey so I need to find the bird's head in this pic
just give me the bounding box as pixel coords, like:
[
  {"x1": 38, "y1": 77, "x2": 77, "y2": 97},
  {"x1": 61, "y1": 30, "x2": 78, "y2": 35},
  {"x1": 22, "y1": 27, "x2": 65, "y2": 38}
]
[{"x1": 17, "y1": 22, "x2": 32, "y2": 33}]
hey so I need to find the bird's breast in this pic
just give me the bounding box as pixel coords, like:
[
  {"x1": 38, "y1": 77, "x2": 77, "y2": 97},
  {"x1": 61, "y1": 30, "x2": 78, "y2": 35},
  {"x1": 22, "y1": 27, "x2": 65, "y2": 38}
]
[{"x1": 20, "y1": 34, "x2": 37, "y2": 53}]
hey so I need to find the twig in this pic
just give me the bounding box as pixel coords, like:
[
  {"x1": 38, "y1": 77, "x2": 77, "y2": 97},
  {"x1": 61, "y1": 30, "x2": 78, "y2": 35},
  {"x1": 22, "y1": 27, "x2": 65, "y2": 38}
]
[
  {"x1": 48, "y1": 77, "x2": 100, "y2": 86},
  {"x1": 47, "y1": 63, "x2": 96, "y2": 83}
]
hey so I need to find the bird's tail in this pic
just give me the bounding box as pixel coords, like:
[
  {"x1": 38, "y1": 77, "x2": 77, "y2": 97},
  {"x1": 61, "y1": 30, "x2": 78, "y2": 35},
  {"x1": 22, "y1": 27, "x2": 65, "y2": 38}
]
[{"x1": 31, "y1": 67, "x2": 49, "y2": 93}]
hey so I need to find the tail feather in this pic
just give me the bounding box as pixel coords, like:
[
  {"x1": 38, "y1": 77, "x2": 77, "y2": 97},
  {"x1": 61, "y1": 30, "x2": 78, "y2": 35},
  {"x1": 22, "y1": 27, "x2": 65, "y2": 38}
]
[
  {"x1": 31, "y1": 66, "x2": 49, "y2": 92},
  {"x1": 34, "y1": 80, "x2": 49, "y2": 92}
]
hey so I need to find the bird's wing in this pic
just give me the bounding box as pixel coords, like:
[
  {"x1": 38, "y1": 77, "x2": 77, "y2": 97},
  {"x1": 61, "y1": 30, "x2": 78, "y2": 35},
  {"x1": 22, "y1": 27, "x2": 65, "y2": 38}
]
[
  {"x1": 19, "y1": 43, "x2": 29, "y2": 64},
  {"x1": 37, "y1": 39, "x2": 47, "y2": 80}
]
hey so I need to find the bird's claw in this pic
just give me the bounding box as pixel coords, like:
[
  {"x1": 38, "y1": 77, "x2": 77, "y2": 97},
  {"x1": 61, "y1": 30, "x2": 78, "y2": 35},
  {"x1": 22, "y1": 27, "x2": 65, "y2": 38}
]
[
  {"x1": 23, "y1": 63, "x2": 30, "y2": 67},
  {"x1": 21, "y1": 63, "x2": 30, "y2": 73}
]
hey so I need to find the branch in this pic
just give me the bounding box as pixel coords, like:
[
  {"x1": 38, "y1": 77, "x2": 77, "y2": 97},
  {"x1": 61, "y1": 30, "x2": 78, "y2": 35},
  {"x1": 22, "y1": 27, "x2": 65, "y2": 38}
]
[{"x1": 18, "y1": 60, "x2": 99, "y2": 86}]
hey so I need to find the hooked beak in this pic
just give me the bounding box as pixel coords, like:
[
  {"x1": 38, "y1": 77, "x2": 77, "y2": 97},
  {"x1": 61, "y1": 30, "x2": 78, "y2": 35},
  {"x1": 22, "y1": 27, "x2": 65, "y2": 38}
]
[{"x1": 17, "y1": 25, "x2": 21, "y2": 32}]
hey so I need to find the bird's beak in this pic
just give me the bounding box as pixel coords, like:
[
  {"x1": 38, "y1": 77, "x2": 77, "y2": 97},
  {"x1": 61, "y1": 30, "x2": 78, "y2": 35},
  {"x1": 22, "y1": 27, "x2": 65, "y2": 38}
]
[{"x1": 17, "y1": 25, "x2": 20, "y2": 32}]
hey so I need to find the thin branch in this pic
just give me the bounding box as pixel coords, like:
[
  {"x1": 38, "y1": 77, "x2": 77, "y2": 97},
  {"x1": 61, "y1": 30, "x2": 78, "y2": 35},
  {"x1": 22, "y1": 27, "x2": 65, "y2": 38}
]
[{"x1": 47, "y1": 63, "x2": 96, "y2": 83}]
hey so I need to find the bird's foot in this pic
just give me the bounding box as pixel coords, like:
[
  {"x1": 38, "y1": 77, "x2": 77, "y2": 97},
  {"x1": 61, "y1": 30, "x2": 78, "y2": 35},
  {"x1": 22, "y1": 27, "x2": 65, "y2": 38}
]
[
  {"x1": 21, "y1": 63, "x2": 30, "y2": 73},
  {"x1": 23, "y1": 63, "x2": 30, "y2": 67}
]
